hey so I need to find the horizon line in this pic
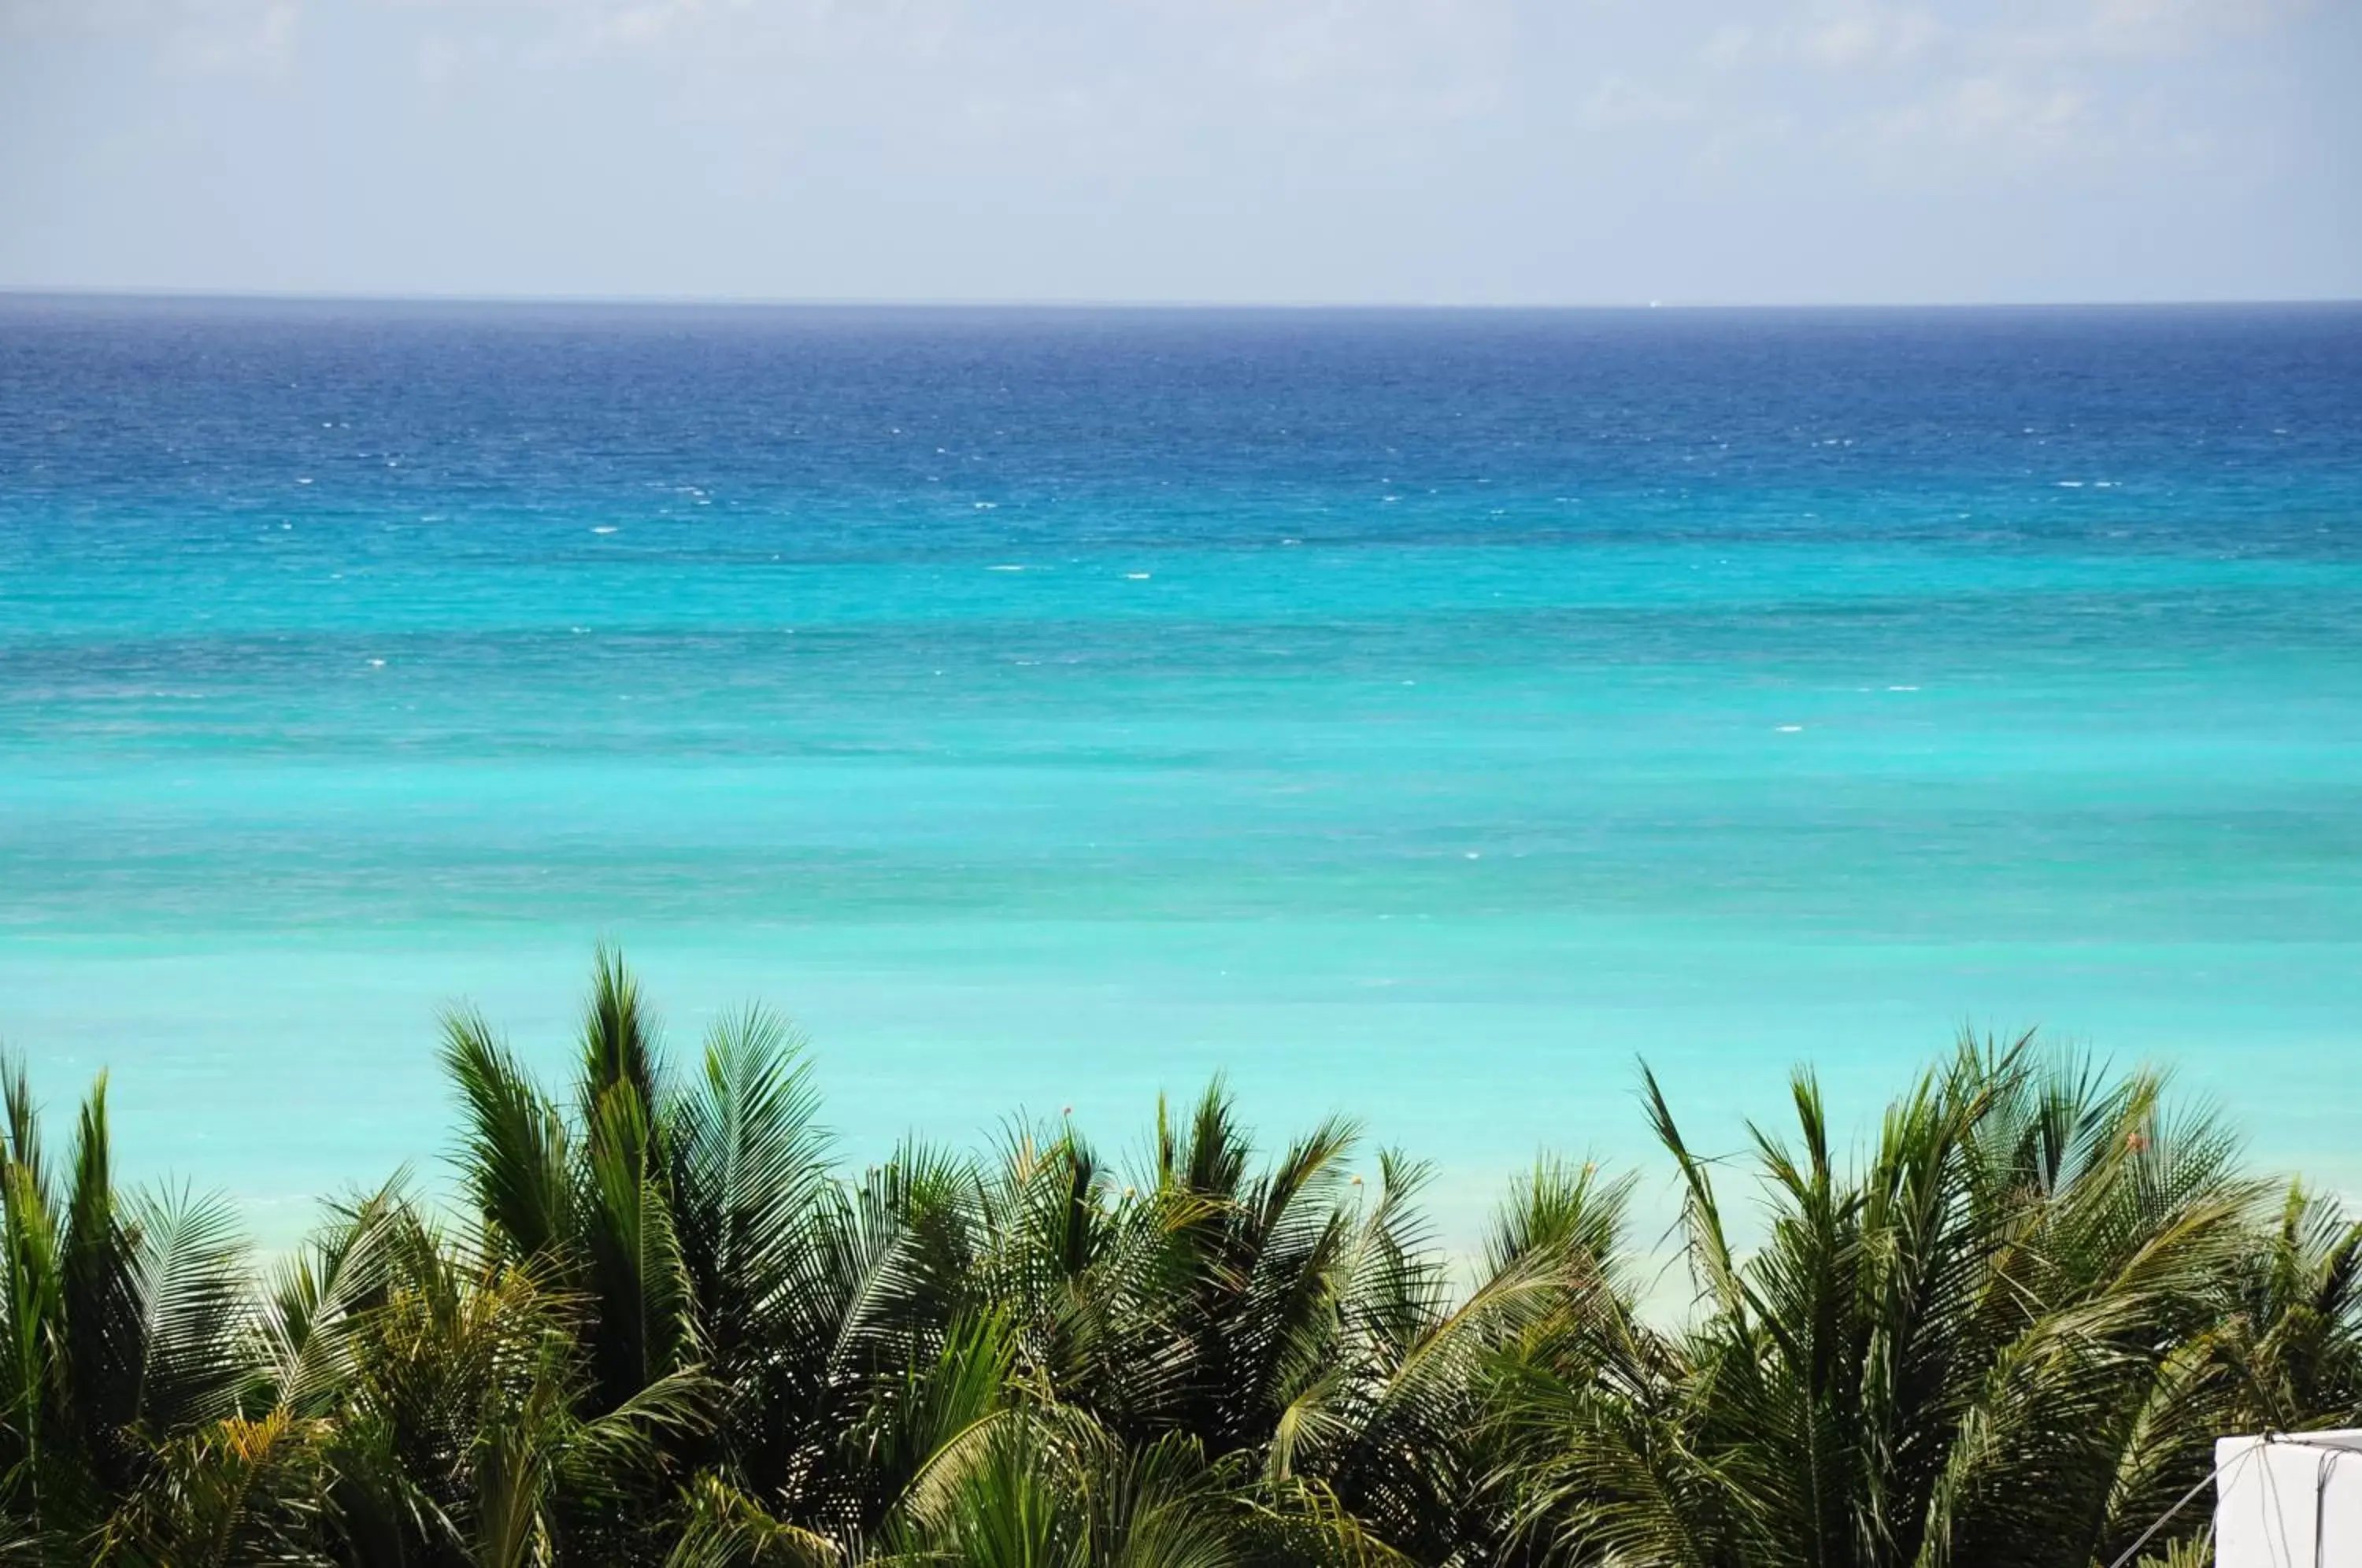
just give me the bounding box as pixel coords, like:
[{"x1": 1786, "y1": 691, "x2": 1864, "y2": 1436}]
[{"x1": 5, "y1": 284, "x2": 2360, "y2": 314}]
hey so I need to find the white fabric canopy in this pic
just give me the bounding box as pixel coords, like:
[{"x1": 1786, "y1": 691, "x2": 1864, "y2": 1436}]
[{"x1": 2216, "y1": 1430, "x2": 2362, "y2": 1568}]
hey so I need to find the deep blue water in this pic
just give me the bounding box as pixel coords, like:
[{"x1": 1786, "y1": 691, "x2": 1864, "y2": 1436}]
[{"x1": 2, "y1": 297, "x2": 2358, "y2": 1236}]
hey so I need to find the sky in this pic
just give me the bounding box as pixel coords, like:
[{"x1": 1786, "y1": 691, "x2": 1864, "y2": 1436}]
[{"x1": 1, "y1": 0, "x2": 2356, "y2": 306}]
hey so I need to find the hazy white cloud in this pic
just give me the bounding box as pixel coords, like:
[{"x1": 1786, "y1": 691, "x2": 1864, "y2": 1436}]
[
  {"x1": 1872, "y1": 72, "x2": 2094, "y2": 159},
  {"x1": 0, "y1": 0, "x2": 2352, "y2": 301},
  {"x1": 1558, "y1": 0, "x2": 2323, "y2": 173},
  {"x1": 1798, "y1": 4, "x2": 1942, "y2": 70},
  {"x1": 1584, "y1": 75, "x2": 1699, "y2": 128},
  {"x1": 2, "y1": 0, "x2": 300, "y2": 71},
  {"x1": 2078, "y1": 0, "x2": 2318, "y2": 56},
  {"x1": 1698, "y1": 22, "x2": 1753, "y2": 68}
]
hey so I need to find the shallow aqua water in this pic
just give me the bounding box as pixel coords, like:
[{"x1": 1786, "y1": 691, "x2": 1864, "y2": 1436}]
[{"x1": 2, "y1": 299, "x2": 2357, "y2": 1238}]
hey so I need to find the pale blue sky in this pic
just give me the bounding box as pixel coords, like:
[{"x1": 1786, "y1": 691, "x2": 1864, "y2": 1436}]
[{"x1": 2, "y1": 0, "x2": 2356, "y2": 305}]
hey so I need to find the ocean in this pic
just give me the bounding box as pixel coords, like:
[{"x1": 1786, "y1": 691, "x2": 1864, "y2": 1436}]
[{"x1": 2, "y1": 297, "x2": 2357, "y2": 1241}]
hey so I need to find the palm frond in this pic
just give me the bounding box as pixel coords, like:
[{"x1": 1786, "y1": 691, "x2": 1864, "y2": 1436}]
[
  {"x1": 666, "y1": 1471, "x2": 840, "y2": 1568},
  {"x1": 262, "y1": 1182, "x2": 409, "y2": 1419},
  {"x1": 442, "y1": 1007, "x2": 574, "y2": 1265},
  {"x1": 123, "y1": 1186, "x2": 253, "y2": 1436},
  {"x1": 581, "y1": 943, "x2": 663, "y2": 1136}
]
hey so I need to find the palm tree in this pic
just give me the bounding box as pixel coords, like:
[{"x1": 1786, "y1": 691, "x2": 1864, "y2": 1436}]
[
  {"x1": 428, "y1": 952, "x2": 1609, "y2": 1565},
  {"x1": 2212, "y1": 1180, "x2": 2362, "y2": 1432},
  {"x1": 927, "y1": 1083, "x2": 1630, "y2": 1564},
  {"x1": 1500, "y1": 1035, "x2": 2260, "y2": 1568},
  {"x1": 436, "y1": 948, "x2": 980, "y2": 1559},
  {"x1": 0, "y1": 1057, "x2": 255, "y2": 1565},
  {"x1": 9, "y1": 955, "x2": 2354, "y2": 1568}
]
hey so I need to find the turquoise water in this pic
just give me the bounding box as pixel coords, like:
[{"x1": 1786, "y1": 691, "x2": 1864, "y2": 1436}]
[{"x1": 2, "y1": 299, "x2": 2357, "y2": 1239}]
